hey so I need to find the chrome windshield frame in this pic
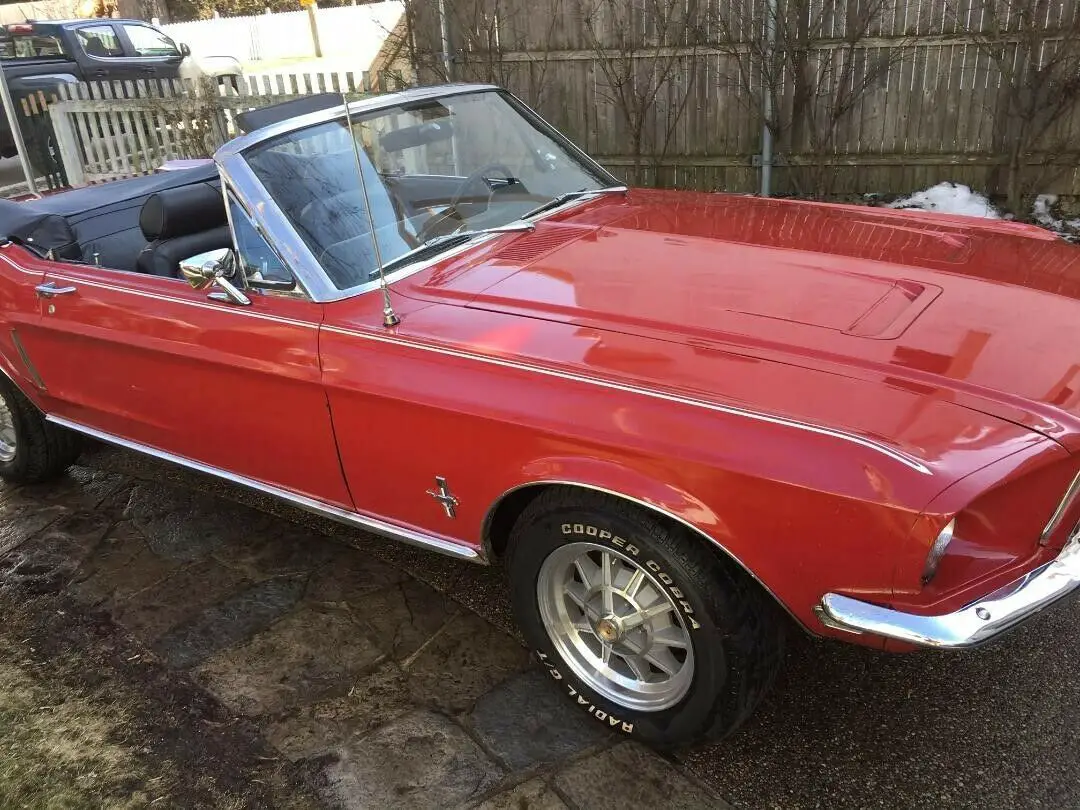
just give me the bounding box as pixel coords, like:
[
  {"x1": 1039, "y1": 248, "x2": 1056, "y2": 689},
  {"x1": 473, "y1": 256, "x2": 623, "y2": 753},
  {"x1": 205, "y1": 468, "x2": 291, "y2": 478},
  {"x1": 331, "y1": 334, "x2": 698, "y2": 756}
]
[{"x1": 214, "y1": 83, "x2": 622, "y2": 304}]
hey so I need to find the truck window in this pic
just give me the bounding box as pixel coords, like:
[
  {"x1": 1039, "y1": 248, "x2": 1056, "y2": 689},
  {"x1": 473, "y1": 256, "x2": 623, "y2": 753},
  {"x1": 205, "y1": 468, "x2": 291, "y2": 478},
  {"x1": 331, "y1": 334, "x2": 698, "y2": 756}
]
[
  {"x1": 76, "y1": 25, "x2": 123, "y2": 58},
  {"x1": 122, "y1": 24, "x2": 179, "y2": 57},
  {"x1": 0, "y1": 34, "x2": 66, "y2": 59}
]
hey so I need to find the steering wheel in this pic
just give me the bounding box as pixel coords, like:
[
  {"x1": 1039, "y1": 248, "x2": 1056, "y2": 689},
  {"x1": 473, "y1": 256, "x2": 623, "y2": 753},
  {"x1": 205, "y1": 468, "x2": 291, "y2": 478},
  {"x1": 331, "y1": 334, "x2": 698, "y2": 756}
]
[
  {"x1": 450, "y1": 162, "x2": 516, "y2": 208},
  {"x1": 417, "y1": 162, "x2": 516, "y2": 244}
]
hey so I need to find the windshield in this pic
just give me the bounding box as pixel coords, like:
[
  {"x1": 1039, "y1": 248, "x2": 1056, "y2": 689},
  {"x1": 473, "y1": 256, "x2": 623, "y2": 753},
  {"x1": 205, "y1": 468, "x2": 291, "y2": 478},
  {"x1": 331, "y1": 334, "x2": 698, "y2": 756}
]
[{"x1": 242, "y1": 89, "x2": 613, "y2": 290}]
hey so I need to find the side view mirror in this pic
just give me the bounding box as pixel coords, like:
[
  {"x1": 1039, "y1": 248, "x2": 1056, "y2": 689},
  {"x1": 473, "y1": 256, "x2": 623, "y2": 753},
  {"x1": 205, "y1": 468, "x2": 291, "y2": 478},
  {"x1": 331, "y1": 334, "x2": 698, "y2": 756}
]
[
  {"x1": 179, "y1": 248, "x2": 250, "y2": 306},
  {"x1": 179, "y1": 42, "x2": 191, "y2": 57}
]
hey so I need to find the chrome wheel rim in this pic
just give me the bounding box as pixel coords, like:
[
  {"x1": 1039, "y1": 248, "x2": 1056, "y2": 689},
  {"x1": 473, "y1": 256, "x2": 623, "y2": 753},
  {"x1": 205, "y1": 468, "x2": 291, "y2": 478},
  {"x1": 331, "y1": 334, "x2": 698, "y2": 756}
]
[
  {"x1": 0, "y1": 394, "x2": 15, "y2": 463},
  {"x1": 537, "y1": 541, "x2": 694, "y2": 712}
]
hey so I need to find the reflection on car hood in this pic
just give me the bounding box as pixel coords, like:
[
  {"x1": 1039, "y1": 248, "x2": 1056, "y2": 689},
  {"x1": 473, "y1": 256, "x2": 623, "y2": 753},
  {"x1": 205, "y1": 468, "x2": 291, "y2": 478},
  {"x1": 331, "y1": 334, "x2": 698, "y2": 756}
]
[{"x1": 410, "y1": 188, "x2": 1080, "y2": 450}]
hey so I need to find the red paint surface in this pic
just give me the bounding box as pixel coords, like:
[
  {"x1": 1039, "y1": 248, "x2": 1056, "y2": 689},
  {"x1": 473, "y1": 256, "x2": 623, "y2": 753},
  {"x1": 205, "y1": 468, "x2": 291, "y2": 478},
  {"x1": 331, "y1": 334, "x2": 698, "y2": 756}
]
[{"x1": 3, "y1": 187, "x2": 1080, "y2": 644}]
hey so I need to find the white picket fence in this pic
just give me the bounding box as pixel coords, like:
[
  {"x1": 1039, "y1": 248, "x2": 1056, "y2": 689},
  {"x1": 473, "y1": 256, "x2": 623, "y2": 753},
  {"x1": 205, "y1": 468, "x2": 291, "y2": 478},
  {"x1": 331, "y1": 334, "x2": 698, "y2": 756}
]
[
  {"x1": 160, "y1": 2, "x2": 404, "y2": 66},
  {"x1": 40, "y1": 70, "x2": 382, "y2": 186}
]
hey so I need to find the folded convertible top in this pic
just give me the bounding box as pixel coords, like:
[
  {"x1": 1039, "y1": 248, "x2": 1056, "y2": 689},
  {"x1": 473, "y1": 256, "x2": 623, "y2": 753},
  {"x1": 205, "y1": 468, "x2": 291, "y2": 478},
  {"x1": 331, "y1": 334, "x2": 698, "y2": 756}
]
[
  {"x1": 0, "y1": 162, "x2": 221, "y2": 260},
  {"x1": 30, "y1": 160, "x2": 219, "y2": 221},
  {"x1": 0, "y1": 198, "x2": 80, "y2": 259}
]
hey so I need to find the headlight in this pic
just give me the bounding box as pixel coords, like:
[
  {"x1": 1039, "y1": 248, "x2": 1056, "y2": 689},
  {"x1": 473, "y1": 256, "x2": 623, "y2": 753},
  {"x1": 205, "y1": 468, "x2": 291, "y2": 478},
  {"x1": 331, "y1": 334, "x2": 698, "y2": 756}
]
[{"x1": 922, "y1": 518, "x2": 955, "y2": 584}]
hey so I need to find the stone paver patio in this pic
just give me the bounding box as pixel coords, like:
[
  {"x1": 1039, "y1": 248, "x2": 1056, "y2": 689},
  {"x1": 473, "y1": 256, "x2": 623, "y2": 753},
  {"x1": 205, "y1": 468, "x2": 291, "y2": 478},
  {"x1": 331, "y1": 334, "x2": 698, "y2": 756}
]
[{"x1": 0, "y1": 445, "x2": 725, "y2": 809}]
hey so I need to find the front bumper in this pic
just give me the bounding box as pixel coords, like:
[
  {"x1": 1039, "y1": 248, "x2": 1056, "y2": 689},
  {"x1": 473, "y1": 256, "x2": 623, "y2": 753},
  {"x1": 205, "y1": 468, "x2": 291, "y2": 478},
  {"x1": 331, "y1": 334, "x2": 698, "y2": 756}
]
[{"x1": 817, "y1": 535, "x2": 1080, "y2": 648}]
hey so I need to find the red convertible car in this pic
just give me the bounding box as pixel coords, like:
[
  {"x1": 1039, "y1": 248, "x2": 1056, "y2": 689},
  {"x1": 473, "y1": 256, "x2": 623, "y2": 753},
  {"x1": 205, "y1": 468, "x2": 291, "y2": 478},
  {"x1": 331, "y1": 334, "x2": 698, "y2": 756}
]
[{"x1": 1, "y1": 83, "x2": 1079, "y2": 747}]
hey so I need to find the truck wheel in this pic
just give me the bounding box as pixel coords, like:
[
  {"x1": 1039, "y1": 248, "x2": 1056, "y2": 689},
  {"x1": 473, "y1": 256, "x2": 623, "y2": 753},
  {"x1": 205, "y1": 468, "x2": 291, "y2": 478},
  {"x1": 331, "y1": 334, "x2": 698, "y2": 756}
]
[
  {"x1": 505, "y1": 487, "x2": 784, "y2": 748},
  {"x1": 0, "y1": 377, "x2": 80, "y2": 484}
]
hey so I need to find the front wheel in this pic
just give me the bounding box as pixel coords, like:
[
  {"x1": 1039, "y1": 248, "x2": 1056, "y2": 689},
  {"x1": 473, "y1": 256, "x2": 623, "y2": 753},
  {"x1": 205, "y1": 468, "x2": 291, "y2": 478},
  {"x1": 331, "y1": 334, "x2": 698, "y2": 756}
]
[{"x1": 505, "y1": 487, "x2": 785, "y2": 748}]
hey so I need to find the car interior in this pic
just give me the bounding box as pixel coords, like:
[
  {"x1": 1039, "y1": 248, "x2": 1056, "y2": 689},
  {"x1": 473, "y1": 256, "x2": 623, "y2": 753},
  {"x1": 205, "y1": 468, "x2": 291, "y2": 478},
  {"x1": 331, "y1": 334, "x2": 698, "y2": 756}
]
[{"x1": 0, "y1": 163, "x2": 235, "y2": 281}]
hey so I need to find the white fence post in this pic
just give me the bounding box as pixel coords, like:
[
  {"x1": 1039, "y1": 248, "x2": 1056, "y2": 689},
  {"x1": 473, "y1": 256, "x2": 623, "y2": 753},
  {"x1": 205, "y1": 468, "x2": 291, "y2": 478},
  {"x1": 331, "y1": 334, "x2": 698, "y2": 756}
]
[{"x1": 48, "y1": 87, "x2": 85, "y2": 188}]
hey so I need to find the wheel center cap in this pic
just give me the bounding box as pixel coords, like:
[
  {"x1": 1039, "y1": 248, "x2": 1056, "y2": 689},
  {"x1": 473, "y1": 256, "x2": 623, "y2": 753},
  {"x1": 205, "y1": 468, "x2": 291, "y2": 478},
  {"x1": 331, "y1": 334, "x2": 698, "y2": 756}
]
[{"x1": 595, "y1": 615, "x2": 622, "y2": 644}]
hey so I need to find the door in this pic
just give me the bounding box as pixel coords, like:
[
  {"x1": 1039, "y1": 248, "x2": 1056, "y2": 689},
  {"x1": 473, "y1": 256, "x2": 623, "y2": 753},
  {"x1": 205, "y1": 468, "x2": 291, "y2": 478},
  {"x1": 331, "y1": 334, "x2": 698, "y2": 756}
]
[
  {"x1": 16, "y1": 220, "x2": 352, "y2": 508},
  {"x1": 116, "y1": 23, "x2": 184, "y2": 80},
  {"x1": 71, "y1": 24, "x2": 146, "y2": 81}
]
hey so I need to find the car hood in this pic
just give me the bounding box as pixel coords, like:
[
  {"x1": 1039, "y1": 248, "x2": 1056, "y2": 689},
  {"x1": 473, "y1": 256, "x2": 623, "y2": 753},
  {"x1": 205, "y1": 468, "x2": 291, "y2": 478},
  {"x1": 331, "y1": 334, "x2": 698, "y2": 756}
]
[{"x1": 411, "y1": 189, "x2": 1080, "y2": 450}]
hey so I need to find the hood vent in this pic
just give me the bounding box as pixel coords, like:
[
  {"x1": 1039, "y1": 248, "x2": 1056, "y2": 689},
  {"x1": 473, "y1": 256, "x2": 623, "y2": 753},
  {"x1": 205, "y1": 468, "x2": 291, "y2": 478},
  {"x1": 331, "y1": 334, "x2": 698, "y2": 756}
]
[{"x1": 492, "y1": 224, "x2": 590, "y2": 265}]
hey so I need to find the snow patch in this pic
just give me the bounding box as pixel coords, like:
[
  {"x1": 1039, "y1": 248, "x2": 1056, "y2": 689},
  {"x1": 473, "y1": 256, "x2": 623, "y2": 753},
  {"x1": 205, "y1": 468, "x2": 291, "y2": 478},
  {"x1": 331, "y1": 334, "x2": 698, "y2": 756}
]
[{"x1": 888, "y1": 182, "x2": 1001, "y2": 219}]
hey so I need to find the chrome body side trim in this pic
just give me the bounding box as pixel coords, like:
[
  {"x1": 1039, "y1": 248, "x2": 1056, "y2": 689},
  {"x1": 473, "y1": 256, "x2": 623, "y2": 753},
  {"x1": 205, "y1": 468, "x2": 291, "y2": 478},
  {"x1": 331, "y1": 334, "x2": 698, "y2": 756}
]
[
  {"x1": 818, "y1": 534, "x2": 1080, "y2": 647},
  {"x1": 482, "y1": 480, "x2": 804, "y2": 627},
  {"x1": 47, "y1": 414, "x2": 482, "y2": 563},
  {"x1": 1041, "y1": 469, "x2": 1080, "y2": 545},
  {"x1": 324, "y1": 326, "x2": 932, "y2": 475}
]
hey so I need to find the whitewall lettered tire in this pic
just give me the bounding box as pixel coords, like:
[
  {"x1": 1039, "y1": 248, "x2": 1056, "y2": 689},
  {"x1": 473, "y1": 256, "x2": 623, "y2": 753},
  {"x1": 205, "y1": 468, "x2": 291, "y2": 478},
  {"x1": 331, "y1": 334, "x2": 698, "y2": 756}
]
[{"x1": 505, "y1": 487, "x2": 785, "y2": 748}]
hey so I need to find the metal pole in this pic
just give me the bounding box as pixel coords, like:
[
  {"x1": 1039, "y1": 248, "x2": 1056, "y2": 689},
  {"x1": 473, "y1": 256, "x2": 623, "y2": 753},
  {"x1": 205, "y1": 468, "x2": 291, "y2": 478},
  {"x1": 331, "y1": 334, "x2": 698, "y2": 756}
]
[
  {"x1": 307, "y1": 2, "x2": 323, "y2": 59},
  {"x1": 760, "y1": 0, "x2": 777, "y2": 197},
  {"x1": 437, "y1": 0, "x2": 460, "y2": 172},
  {"x1": 0, "y1": 59, "x2": 38, "y2": 196},
  {"x1": 342, "y1": 95, "x2": 399, "y2": 327}
]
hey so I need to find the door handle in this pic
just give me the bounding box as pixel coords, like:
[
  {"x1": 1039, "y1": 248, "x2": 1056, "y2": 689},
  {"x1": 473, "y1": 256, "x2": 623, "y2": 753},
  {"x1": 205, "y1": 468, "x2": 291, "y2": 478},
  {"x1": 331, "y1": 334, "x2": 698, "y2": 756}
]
[
  {"x1": 35, "y1": 282, "x2": 77, "y2": 298},
  {"x1": 141, "y1": 66, "x2": 156, "y2": 74}
]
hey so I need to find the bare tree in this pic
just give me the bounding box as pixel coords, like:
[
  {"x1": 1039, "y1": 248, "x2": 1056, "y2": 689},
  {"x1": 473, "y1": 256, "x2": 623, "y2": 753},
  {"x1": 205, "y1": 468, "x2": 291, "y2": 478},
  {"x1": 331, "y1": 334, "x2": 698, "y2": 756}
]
[
  {"x1": 389, "y1": 0, "x2": 564, "y2": 108},
  {"x1": 377, "y1": 0, "x2": 454, "y2": 85},
  {"x1": 711, "y1": 0, "x2": 897, "y2": 197},
  {"x1": 575, "y1": 0, "x2": 703, "y2": 185},
  {"x1": 958, "y1": 0, "x2": 1080, "y2": 216}
]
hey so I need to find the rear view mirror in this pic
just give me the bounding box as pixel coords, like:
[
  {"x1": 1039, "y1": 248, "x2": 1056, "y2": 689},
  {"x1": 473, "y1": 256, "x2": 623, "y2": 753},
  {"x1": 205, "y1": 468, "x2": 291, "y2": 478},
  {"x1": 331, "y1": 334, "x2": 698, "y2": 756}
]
[
  {"x1": 179, "y1": 42, "x2": 191, "y2": 57},
  {"x1": 379, "y1": 120, "x2": 454, "y2": 153}
]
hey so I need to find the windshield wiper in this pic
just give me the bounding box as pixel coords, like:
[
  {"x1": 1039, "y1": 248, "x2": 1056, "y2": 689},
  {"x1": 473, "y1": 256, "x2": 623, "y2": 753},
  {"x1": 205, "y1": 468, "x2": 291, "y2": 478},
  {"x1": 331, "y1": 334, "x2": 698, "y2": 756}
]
[
  {"x1": 521, "y1": 186, "x2": 628, "y2": 220},
  {"x1": 374, "y1": 220, "x2": 535, "y2": 277}
]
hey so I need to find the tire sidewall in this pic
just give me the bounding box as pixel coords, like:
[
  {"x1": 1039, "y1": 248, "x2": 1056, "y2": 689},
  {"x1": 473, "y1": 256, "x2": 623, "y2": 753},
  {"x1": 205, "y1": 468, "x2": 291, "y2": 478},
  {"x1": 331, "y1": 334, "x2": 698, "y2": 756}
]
[
  {"x1": 508, "y1": 502, "x2": 731, "y2": 745},
  {"x1": 0, "y1": 380, "x2": 29, "y2": 481}
]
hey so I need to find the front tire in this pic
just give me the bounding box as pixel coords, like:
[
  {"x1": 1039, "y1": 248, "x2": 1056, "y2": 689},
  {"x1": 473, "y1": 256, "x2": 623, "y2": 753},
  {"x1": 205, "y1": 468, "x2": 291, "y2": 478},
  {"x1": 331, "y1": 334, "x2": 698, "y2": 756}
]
[
  {"x1": 0, "y1": 376, "x2": 80, "y2": 484},
  {"x1": 505, "y1": 487, "x2": 784, "y2": 748}
]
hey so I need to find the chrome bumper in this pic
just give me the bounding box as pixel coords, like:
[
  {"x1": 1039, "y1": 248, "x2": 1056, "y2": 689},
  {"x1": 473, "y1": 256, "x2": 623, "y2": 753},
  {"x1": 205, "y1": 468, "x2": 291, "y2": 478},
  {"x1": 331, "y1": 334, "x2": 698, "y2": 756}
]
[{"x1": 818, "y1": 535, "x2": 1080, "y2": 648}]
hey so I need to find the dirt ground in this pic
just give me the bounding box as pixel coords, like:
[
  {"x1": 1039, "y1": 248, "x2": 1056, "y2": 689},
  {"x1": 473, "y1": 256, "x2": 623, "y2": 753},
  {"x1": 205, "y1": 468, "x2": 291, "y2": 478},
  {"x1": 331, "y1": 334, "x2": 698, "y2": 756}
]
[{"x1": 0, "y1": 586, "x2": 322, "y2": 809}]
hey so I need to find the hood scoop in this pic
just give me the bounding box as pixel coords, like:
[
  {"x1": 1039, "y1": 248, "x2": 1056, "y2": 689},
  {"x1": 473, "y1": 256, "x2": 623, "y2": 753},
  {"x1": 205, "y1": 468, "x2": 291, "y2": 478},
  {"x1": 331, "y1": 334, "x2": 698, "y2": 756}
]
[
  {"x1": 843, "y1": 279, "x2": 942, "y2": 339},
  {"x1": 465, "y1": 220, "x2": 944, "y2": 345}
]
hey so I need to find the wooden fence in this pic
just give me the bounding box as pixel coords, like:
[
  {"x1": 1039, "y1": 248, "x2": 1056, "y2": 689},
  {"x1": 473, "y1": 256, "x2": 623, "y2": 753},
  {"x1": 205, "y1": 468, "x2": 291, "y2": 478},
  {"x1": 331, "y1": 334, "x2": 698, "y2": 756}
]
[
  {"x1": 34, "y1": 69, "x2": 382, "y2": 187},
  {"x1": 409, "y1": 0, "x2": 1080, "y2": 200}
]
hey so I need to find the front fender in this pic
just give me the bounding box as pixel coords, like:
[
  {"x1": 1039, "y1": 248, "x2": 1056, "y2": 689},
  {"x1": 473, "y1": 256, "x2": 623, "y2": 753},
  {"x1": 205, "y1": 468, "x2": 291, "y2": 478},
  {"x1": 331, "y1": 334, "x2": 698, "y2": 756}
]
[
  {"x1": 482, "y1": 454, "x2": 801, "y2": 627},
  {"x1": 511, "y1": 455, "x2": 725, "y2": 536}
]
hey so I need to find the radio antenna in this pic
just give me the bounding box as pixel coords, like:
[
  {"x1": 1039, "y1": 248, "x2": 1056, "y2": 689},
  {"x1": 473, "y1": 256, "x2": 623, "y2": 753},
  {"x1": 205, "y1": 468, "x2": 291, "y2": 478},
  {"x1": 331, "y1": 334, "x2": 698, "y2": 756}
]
[{"x1": 343, "y1": 93, "x2": 399, "y2": 327}]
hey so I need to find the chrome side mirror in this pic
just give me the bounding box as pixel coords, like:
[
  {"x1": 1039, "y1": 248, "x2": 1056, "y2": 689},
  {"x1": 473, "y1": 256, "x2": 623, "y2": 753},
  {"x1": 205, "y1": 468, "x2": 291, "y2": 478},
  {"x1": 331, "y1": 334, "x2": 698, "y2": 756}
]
[{"x1": 179, "y1": 248, "x2": 250, "y2": 306}]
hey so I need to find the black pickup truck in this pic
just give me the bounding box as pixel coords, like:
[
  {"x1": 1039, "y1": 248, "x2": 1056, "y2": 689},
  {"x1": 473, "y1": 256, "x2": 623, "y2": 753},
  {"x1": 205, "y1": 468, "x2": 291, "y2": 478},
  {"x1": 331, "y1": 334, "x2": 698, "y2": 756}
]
[{"x1": 0, "y1": 19, "x2": 242, "y2": 158}]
